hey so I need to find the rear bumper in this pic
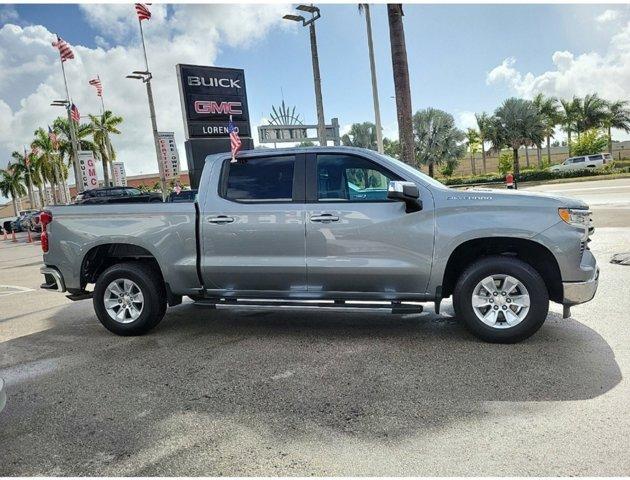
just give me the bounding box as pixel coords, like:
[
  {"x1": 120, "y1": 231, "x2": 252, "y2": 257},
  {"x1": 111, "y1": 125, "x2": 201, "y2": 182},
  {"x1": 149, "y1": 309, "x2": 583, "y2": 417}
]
[
  {"x1": 563, "y1": 267, "x2": 599, "y2": 305},
  {"x1": 40, "y1": 266, "x2": 66, "y2": 293}
]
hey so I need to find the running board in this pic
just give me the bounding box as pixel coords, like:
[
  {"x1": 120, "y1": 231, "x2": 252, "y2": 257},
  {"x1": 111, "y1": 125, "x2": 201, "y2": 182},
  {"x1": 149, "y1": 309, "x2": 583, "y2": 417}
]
[{"x1": 192, "y1": 298, "x2": 424, "y2": 314}]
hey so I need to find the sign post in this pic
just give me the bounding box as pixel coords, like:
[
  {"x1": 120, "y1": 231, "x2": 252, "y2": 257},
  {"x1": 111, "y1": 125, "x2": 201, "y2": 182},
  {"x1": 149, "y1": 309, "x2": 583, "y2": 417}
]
[
  {"x1": 112, "y1": 161, "x2": 127, "y2": 187},
  {"x1": 176, "y1": 64, "x2": 253, "y2": 188}
]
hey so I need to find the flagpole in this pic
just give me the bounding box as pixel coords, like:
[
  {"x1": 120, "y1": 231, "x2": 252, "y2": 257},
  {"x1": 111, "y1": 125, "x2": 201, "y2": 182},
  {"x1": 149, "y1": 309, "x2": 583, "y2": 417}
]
[
  {"x1": 57, "y1": 41, "x2": 83, "y2": 195},
  {"x1": 138, "y1": 17, "x2": 167, "y2": 200},
  {"x1": 98, "y1": 74, "x2": 115, "y2": 185},
  {"x1": 24, "y1": 147, "x2": 35, "y2": 208}
]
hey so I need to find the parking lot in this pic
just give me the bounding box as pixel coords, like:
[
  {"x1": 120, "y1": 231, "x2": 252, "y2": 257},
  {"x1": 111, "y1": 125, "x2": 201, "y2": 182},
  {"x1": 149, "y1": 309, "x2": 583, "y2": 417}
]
[{"x1": 1, "y1": 178, "x2": 629, "y2": 476}]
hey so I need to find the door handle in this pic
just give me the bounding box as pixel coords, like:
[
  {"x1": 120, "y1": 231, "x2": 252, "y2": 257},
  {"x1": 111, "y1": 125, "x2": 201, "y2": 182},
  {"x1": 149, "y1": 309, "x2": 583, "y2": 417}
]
[
  {"x1": 310, "y1": 213, "x2": 339, "y2": 223},
  {"x1": 207, "y1": 215, "x2": 234, "y2": 224}
]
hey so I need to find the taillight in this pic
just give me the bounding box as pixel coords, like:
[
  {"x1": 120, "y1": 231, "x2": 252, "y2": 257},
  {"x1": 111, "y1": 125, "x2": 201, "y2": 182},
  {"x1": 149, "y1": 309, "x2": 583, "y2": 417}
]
[
  {"x1": 41, "y1": 231, "x2": 49, "y2": 252},
  {"x1": 40, "y1": 211, "x2": 52, "y2": 253}
]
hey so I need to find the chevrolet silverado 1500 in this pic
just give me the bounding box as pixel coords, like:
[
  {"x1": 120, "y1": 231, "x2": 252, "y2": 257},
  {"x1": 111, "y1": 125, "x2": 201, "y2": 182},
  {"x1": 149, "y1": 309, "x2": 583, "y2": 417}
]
[{"x1": 40, "y1": 147, "x2": 598, "y2": 343}]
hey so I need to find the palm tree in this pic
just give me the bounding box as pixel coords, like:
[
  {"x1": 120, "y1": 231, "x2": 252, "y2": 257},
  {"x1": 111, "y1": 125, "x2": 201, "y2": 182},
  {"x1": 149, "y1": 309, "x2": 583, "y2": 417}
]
[
  {"x1": 475, "y1": 112, "x2": 492, "y2": 173},
  {"x1": 359, "y1": 4, "x2": 383, "y2": 154},
  {"x1": 89, "y1": 110, "x2": 123, "y2": 186},
  {"x1": 603, "y1": 100, "x2": 630, "y2": 154},
  {"x1": 387, "y1": 4, "x2": 414, "y2": 165},
  {"x1": 341, "y1": 122, "x2": 377, "y2": 149},
  {"x1": 11, "y1": 150, "x2": 37, "y2": 208},
  {"x1": 413, "y1": 107, "x2": 466, "y2": 178},
  {"x1": 0, "y1": 165, "x2": 26, "y2": 216},
  {"x1": 465, "y1": 128, "x2": 480, "y2": 175},
  {"x1": 53, "y1": 116, "x2": 96, "y2": 189},
  {"x1": 31, "y1": 127, "x2": 66, "y2": 204},
  {"x1": 576, "y1": 93, "x2": 608, "y2": 134},
  {"x1": 533, "y1": 93, "x2": 559, "y2": 166},
  {"x1": 559, "y1": 97, "x2": 580, "y2": 157},
  {"x1": 494, "y1": 98, "x2": 545, "y2": 180}
]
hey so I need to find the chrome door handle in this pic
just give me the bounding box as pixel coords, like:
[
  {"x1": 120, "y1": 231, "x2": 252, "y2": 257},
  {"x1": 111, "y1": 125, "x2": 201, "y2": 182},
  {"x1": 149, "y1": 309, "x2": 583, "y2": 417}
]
[
  {"x1": 310, "y1": 214, "x2": 339, "y2": 223},
  {"x1": 207, "y1": 215, "x2": 234, "y2": 224}
]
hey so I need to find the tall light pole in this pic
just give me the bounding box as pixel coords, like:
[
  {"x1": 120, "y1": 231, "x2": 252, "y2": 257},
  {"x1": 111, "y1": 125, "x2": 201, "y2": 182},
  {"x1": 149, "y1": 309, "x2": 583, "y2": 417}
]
[
  {"x1": 284, "y1": 5, "x2": 327, "y2": 146},
  {"x1": 51, "y1": 99, "x2": 81, "y2": 198},
  {"x1": 127, "y1": 16, "x2": 167, "y2": 201},
  {"x1": 360, "y1": 4, "x2": 384, "y2": 154}
]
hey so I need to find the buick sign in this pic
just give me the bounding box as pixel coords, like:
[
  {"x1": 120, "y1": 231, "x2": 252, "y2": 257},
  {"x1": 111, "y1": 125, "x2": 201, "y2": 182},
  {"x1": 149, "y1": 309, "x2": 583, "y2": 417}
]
[{"x1": 176, "y1": 64, "x2": 251, "y2": 139}]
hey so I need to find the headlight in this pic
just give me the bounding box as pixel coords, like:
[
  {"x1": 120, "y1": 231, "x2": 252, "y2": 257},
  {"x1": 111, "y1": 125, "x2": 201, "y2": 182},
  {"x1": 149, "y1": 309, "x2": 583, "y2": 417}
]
[{"x1": 558, "y1": 208, "x2": 590, "y2": 228}]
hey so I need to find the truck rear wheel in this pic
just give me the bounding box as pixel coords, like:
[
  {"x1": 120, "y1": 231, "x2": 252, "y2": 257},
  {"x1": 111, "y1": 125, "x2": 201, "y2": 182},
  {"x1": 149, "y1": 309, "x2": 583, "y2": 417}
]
[
  {"x1": 93, "y1": 262, "x2": 167, "y2": 336},
  {"x1": 453, "y1": 256, "x2": 549, "y2": 343}
]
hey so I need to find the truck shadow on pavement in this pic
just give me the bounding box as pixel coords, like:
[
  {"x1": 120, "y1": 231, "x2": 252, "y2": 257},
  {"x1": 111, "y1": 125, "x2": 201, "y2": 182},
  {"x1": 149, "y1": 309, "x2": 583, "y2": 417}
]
[{"x1": 0, "y1": 300, "x2": 623, "y2": 475}]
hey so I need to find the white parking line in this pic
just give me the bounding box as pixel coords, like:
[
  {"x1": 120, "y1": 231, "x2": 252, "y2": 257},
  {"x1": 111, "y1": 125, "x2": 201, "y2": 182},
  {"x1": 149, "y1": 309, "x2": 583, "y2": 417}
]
[{"x1": 0, "y1": 285, "x2": 35, "y2": 297}]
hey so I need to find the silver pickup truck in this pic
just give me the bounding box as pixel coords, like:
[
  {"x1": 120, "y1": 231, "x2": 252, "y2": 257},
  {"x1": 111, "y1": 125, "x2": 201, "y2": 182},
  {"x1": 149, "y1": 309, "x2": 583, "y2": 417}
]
[{"x1": 40, "y1": 146, "x2": 598, "y2": 343}]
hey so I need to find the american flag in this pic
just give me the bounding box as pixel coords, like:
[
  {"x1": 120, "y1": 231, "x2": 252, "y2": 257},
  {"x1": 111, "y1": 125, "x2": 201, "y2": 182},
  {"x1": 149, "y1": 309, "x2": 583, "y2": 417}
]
[
  {"x1": 52, "y1": 35, "x2": 74, "y2": 62},
  {"x1": 135, "y1": 3, "x2": 152, "y2": 21},
  {"x1": 89, "y1": 77, "x2": 103, "y2": 97},
  {"x1": 70, "y1": 103, "x2": 80, "y2": 123},
  {"x1": 48, "y1": 126, "x2": 59, "y2": 150},
  {"x1": 228, "y1": 116, "x2": 242, "y2": 162}
]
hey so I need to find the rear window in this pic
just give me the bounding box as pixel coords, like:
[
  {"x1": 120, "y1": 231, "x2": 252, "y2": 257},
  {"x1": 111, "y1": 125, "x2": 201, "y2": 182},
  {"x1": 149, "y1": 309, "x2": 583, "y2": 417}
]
[
  {"x1": 588, "y1": 154, "x2": 603, "y2": 160},
  {"x1": 222, "y1": 156, "x2": 295, "y2": 202}
]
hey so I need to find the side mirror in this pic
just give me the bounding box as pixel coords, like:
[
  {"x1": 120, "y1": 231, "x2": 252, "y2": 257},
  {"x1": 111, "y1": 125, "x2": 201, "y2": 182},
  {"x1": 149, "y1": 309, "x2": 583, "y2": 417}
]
[{"x1": 387, "y1": 181, "x2": 422, "y2": 213}]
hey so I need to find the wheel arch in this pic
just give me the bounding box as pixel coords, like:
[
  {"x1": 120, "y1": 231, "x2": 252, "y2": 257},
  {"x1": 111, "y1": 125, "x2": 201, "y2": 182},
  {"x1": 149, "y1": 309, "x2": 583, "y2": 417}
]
[{"x1": 441, "y1": 236, "x2": 563, "y2": 303}]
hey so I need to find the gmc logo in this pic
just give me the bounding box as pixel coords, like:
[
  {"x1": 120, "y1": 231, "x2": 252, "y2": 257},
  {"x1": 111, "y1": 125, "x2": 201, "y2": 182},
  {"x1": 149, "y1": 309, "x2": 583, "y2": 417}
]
[{"x1": 194, "y1": 101, "x2": 242, "y2": 115}]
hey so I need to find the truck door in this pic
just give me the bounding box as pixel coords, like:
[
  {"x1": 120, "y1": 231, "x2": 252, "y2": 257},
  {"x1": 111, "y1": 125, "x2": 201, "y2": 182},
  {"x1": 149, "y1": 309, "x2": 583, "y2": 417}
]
[
  {"x1": 199, "y1": 153, "x2": 307, "y2": 293},
  {"x1": 305, "y1": 153, "x2": 434, "y2": 296}
]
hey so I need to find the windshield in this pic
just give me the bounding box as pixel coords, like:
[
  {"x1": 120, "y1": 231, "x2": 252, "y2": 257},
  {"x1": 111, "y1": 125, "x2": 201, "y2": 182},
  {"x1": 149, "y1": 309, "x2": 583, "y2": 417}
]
[{"x1": 379, "y1": 153, "x2": 448, "y2": 189}]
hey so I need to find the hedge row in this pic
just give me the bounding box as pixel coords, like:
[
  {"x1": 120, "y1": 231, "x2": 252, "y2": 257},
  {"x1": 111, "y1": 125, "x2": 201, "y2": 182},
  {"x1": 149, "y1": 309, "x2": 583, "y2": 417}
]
[{"x1": 443, "y1": 166, "x2": 628, "y2": 186}]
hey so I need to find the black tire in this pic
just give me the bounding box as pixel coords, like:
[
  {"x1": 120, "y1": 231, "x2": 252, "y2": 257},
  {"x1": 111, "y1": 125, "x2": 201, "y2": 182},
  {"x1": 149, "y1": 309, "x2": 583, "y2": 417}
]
[
  {"x1": 453, "y1": 256, "x2": 549, "y2": 343},
  {"x1": 93, "y1": 262, "x2": 167, "y2": 336}
]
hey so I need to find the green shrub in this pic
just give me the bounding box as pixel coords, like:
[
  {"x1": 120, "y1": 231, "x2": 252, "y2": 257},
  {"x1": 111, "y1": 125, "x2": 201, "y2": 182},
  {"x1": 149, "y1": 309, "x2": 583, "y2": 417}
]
[{"x1": 498, "y1": 152, "x2": 513, "y2": 175}]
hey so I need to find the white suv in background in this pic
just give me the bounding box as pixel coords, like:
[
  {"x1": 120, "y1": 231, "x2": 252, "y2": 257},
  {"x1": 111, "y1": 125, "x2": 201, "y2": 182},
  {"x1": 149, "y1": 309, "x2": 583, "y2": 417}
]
[{"x1": 550, "y1": 153, "x2": 612, "y2": 172}]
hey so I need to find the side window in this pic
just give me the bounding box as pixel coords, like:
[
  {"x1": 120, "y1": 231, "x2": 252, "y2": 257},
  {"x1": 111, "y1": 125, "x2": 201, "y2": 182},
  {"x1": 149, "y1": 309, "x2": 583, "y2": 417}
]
[
  {"x1": 574, "y1": 157, "x2": 585, "y2": 163},
  {"x1": 223, "y1": 156, "x2": 295, "y2": 202},
  {"x1": 125, "y1": 188, "x2": 141, "y2": 196},
  {"x1": 316, "y1": 154, "x2": 399, "y2": 202}
]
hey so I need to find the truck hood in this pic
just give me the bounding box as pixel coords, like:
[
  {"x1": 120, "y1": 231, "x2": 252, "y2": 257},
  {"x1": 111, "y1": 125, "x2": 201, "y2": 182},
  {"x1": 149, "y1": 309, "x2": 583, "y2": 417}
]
[{"x1": 459, "y1": 187, "x2": 589, "y2": 209}]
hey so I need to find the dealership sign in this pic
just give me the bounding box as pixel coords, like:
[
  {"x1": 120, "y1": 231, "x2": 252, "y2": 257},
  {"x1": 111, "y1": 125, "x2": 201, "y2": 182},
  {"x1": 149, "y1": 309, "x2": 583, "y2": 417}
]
[
  {"x1": 158, "y1": 132, "x2": 180, "y2": 180},
  {"x1": 78, "y1": 151, "x2": 99, "y2": 190},
  {"x1": 176, "y1": 64, "x2": 251, "y2": 139},
  {"x1": 112, "y1": 161, "x2": 127, "y2": 187}
]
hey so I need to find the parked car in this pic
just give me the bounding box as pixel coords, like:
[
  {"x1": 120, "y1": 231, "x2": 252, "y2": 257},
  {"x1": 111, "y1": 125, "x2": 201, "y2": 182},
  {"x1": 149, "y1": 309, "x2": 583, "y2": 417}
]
[
  {"x1": 10, "y1": 210, "x2": 38, "y2": 232},
  {"x1": 74, "y1": 187, "x2": 162, "y2": 204},
  {"x1": 40, "y1": 146, "x2": 598, "y2": 343},
  {"x1": 168, "y1": 189, "x2": 198, "y2": 203},
  {"x1": 549, "y1": 153, "x2": 612, "y2": 172},
  {"x1": 2, "y1": 220, "x2": 12, "y2": 234}
]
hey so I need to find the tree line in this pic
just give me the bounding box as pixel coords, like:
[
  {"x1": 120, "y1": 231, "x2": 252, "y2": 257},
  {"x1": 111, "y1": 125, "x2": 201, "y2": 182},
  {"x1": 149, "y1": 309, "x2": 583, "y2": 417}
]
[
  {"x1": 0, "y1": 111, "x2": 122, "y2": 215},
  {"x1": 341, "y1": 93, "x2": 630, "y2": 178}
]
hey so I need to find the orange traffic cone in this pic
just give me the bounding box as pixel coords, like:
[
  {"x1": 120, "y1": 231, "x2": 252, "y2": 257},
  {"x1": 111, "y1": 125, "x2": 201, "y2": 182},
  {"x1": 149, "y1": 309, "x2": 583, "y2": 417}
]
[
  {"x1": 27, "y1": 229, "x2": 33, "y2": 243},
  {"x1": 11, "y1": 230, "x2": 17, "y2": 242}
]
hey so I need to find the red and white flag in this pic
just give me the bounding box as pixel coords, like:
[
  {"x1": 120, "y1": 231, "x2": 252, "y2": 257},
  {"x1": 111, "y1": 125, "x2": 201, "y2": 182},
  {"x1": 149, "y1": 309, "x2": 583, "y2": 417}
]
[
  {"x1": 228, "y1": 116, "x2": 242, "y2": 162},
  {"x1": 48, "y1": 126, "x2": 59, "y2": 150},
  {"x1": 89, "y1": 77, "x2": 103, "y2": 97},
  {"x1": 52, "y1": 35, "x2": 74, "y2": 62},
  {"x1": 135, "y1": 3, "x2": 151, "y2": 21},
  {"x1": 70, "y1": 103, "x2": 80, "y2": 123}
]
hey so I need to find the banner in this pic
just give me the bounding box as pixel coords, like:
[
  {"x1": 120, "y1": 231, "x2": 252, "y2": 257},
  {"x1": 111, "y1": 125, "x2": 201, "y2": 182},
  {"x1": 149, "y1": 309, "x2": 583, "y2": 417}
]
[
  {"x1": 112, "y1": 161, "x2": 127, "y2": 187},
  {"x1": 78, "y1": 151, "x2": 99, "y2": 190},
  {"x1": 157, "y1": 132, "x2": 180, "y2": 180}
]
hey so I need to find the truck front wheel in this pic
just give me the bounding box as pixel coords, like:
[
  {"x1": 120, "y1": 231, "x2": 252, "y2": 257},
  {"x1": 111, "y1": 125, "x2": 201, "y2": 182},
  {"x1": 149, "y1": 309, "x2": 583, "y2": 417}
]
[
  {"x1": 93, "y1": 262, "x2": 167, "y2": 336},
  {"x1": 453, "y1": 256, "x2": 549, "y2": 343}
]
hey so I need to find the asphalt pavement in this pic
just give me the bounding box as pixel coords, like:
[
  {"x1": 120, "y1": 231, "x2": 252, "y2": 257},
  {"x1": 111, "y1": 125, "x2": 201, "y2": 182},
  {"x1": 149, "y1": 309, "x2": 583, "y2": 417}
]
[{"x1": 0, "y1": 178, "x2": 629, "y2": 475}]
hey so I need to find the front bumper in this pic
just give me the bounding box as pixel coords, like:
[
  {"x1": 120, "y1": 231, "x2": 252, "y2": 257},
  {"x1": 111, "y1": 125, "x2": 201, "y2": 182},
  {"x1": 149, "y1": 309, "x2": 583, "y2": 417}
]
[{"x1": 563, "y1": 267, "x2": 599, "y2": 305}]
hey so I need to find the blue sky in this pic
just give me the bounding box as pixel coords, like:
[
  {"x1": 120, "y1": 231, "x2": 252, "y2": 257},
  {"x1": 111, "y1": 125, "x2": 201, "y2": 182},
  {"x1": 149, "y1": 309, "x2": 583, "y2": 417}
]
[
  {"x1": 1, "y1": 2, "x2": 629, "y2": 192},
  {"x1": 5, "y1": 3, "x2": 624, "y2": 133}
]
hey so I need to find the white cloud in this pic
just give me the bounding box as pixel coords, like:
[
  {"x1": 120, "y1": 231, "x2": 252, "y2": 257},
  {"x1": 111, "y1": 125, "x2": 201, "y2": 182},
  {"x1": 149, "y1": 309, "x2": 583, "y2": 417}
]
[
  {"x1": 0, "y1": 4, "x2": 289, "y2": 185},
  {"x1": 596, "y1": 9, "x2": 619, "y2": 24},
  {"x1": 0, "y1": 5, "x2": 18, "y2": 23},
  {"x1": 455, "y1": 111, "x2": 478, "y2": 131},
  {"x1": 486, "y1": 20, "x2": 630, "y2": 104}
]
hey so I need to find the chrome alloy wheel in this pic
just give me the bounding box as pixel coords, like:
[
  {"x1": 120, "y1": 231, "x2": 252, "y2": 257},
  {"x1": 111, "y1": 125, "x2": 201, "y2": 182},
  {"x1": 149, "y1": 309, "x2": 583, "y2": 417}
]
[
  {"x1": 471, "y1": 274, "x2": 530, "y2": 329},
  {"x1": 104, "y1": 278, "x2": 144, "y2": 323}
]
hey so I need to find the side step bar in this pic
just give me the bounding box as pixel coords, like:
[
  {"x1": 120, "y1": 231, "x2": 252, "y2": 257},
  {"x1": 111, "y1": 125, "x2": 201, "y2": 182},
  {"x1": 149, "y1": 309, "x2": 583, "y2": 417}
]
[{"x1": 193, "y1": 298, "x2": 424, "y2": 314}]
